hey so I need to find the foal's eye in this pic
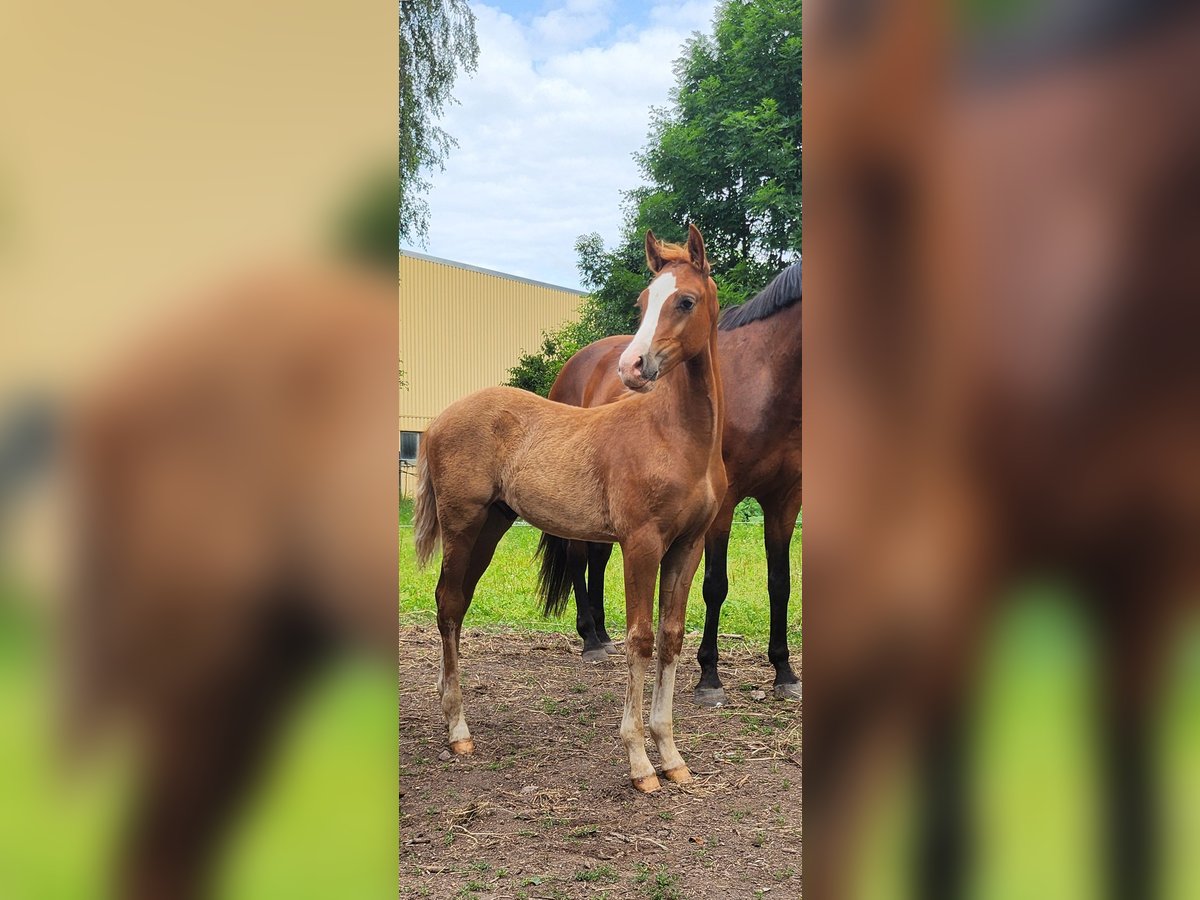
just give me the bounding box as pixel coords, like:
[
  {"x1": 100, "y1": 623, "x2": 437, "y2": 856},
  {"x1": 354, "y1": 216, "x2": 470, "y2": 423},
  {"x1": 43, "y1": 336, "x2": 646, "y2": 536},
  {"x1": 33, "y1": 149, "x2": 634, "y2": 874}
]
[{"x1": 677, "y1": 296, "x2": 696, "y2": 311}]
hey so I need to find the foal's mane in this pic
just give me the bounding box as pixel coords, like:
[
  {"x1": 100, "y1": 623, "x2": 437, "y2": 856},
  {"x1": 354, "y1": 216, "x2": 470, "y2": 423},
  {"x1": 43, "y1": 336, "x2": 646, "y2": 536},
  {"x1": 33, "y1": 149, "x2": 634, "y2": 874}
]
[
  {"x1": 717, "y1": 259, "x2": 802, "y2": 332},
  {"x1": 654, "y1": 241, "x2": 693, "y2": 265}
]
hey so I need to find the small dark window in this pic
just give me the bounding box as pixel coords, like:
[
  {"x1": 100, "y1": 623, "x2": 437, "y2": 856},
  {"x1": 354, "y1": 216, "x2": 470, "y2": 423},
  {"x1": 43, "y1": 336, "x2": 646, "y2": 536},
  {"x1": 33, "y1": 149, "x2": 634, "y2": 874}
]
[{"x1": 400, "y1": 431, "x2": 420, "y2": 463}]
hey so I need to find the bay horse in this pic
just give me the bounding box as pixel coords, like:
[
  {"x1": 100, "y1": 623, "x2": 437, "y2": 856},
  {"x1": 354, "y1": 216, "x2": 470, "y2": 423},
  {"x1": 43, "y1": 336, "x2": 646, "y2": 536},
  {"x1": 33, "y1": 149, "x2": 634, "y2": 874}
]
[
  {"x1": 545, "y1": 262, "x2": 801, "y2": 704},
  {"x1": 413, "y1": 224, "x2": 725, "y2": 792},
  {"x1": 804, "y1": 1, "x2": 1200, "y2": 897}
]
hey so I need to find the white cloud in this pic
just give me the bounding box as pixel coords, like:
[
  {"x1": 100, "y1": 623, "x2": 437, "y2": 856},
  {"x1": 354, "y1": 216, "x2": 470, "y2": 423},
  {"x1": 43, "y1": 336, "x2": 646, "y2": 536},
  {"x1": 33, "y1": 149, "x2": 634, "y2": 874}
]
[
  {"x1": 412, "y1": 0, "x2": 718, "y2": 290},
  {"x1": 531, "y1": 0, "x2": 613, "y2": 52}
]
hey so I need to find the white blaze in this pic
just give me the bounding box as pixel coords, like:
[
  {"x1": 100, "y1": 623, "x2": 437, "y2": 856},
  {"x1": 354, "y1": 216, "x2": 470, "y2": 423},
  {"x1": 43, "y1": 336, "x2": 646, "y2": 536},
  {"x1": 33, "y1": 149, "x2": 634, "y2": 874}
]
[{"x1": 621, "y1": 270, "x2": 676, "y2": 370}]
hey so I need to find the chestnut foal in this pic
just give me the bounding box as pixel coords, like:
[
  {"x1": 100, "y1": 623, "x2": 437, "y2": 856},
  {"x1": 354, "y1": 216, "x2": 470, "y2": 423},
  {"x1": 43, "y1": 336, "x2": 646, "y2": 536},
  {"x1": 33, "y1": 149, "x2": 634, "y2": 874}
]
[{"x1": 414, "y1": 225, "x2": 725, "y2": 792}]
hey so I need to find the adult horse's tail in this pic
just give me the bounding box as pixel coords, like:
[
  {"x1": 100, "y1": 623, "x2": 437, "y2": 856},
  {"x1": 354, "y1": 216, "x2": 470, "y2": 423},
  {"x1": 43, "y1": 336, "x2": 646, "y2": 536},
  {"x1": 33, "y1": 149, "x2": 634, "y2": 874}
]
[
  {"x1": 536, "y1": 533, "x2": 573, "y2": 618},
  {"x1": 412, "y1": 449, "x2": 440, "y2": 568}
]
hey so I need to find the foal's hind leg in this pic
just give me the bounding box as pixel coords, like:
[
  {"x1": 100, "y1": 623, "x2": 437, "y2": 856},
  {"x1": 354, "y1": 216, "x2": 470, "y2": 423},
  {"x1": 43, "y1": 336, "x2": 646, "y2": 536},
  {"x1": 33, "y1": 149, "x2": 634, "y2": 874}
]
[
  {"x1": 650, "y1": 533, "x2": 705, "y2": 784},
  {"x1": 436, "y1": 505, "x2": 510, "y2": 755}
]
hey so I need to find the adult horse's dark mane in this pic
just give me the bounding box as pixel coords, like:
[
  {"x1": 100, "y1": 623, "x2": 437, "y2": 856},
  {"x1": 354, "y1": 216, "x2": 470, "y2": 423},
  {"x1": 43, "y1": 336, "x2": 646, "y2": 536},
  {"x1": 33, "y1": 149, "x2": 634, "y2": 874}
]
[{"x1": 717, "y1": 259, "x2": 801, "y2": 332}]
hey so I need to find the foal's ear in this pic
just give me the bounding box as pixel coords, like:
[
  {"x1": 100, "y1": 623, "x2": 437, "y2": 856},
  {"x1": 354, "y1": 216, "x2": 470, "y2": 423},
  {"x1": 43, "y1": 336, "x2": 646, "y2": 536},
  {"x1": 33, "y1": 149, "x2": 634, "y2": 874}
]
[
  {"x1": 645, "y1": 230, "x2": 666, "y2": 274},
  {"x1": 687, "y1": 223, "x2": 710, "y2": 275}
]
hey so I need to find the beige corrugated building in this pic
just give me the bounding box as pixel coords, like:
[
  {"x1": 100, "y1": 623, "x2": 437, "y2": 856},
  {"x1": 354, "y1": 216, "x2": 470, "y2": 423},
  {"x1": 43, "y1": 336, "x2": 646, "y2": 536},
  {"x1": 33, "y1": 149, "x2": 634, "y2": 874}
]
[{"x1": 399, "y1": 251, "x2": 585, "y2": 495}]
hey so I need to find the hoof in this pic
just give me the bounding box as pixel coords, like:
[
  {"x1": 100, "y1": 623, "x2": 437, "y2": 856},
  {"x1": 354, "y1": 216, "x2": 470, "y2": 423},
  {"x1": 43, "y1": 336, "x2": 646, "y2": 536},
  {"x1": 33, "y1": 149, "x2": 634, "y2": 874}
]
[
  {"x1": 582, "y1": 647, "x2": 609, "y2": 663},
  {"x1": 693, "y1": 686, "x2": 727, "y2": 708},
  {"x1": 632, "y1": 774, "x2": 661, "y2": 793},
  {"x1": 773, "y1": 681, "x2": 802, "y2": 701},
  {"x1": 449, "y1": 739, "x2": 475, "y2": 756},
  {"x1": 662, "y1": 765, "x2": 693, "y2": 784},
  {"x1": 603, "y1": 641, "x2": 621, "y2": 655}
]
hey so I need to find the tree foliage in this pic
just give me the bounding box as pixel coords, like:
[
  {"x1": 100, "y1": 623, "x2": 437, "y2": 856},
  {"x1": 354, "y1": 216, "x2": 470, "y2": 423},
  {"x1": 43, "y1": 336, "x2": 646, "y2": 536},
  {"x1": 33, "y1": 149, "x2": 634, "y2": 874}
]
[
  {"x1": 507, "y1": 0, "x2": 801, "y2": 396},
  {"x1": 400, "y1": 0, "x2": 479, "y2": 246}
]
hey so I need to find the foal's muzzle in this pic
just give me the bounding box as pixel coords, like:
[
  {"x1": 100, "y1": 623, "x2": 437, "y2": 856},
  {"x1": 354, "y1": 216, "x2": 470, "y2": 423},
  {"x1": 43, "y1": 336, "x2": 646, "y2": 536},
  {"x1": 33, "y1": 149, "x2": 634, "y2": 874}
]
[{"x1": 618, "y1": 352, "x2": 659, "y2": 392}]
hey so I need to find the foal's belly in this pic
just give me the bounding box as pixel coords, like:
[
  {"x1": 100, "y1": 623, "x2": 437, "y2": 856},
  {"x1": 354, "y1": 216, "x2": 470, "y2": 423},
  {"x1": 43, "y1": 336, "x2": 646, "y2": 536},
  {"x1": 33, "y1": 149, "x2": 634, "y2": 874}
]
[
  {"x1": 499, "y1": 450, "x2": 618, "y2": 543},
  {"x1": 500, "y1": 483, "x2": 618, "y2": 544}
]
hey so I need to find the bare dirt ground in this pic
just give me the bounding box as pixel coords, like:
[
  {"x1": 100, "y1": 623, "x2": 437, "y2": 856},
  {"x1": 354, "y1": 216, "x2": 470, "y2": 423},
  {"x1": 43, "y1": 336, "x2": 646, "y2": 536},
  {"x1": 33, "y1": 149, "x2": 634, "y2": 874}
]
[{"x1": 399, "y1": 626, "x2": 802, "y2": 900}]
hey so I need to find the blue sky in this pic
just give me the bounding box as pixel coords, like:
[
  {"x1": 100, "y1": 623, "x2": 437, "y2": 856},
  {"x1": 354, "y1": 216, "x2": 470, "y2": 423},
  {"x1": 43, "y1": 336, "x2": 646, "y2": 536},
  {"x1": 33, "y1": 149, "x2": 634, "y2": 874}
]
[{"x1": 405, "y1": 0, "x2": 719, "y2": 290}]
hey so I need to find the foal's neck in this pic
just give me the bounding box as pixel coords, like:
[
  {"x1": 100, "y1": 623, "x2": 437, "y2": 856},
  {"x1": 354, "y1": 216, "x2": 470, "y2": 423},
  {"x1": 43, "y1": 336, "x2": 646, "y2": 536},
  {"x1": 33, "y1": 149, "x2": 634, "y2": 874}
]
[{"x1": 655, "y1": 327, "x2": 723, "y2": 457}]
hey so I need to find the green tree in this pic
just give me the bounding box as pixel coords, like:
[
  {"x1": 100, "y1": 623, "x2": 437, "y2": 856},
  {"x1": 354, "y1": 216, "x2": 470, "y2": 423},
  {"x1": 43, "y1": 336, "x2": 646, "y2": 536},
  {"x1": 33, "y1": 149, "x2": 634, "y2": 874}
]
[
  {"x1": 507, "y1": 0, "x2": 800, "y2": 396},
  {"x1": 400, "y1": 0, "x2": 479, "y2": 246},
  {"x1": 334, "y1": 164, "x2": 400, "y2": 268}
]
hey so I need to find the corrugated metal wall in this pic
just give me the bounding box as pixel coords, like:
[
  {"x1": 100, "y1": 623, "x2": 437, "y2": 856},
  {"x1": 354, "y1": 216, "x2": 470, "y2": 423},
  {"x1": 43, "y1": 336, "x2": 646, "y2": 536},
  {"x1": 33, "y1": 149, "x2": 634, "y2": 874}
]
[{"x1": 399, "y1": 252, "x2": 583, "y2": 495}]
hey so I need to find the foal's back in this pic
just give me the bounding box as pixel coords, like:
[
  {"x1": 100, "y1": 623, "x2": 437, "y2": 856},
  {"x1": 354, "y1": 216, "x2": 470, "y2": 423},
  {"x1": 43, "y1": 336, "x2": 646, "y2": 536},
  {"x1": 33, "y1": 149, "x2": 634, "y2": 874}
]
[{"x1": 422, "y1": 386, "x2": 622, "y2": 542}]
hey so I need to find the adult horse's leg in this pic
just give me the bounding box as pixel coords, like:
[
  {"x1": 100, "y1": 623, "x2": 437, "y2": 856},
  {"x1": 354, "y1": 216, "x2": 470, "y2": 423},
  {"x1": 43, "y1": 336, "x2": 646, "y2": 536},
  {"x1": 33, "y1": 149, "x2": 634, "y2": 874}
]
[
  {"x1": 587, "y1": 542, "x2": 619, "y2": 653},
  {"x1": 914, "y1": 695, "x2": 972, "y2": 900},
  {"x1": 619, "y1": 532, "x2": 665, "y2": 792},
  {"x1": 567, "y1": 539, "x2": 607, "y2": 661},
  {"x1": 1089, "y1": 568, "x2": 1177, "y2": 900},
  {"x1": 120, "y1": 608, "x2": 326, "y2": 899},
  {"x1": 764, "y1": 490, "x2": 802, "y2": 699},
  {"x1": 695, "y1": 495, "x2": 737, "y2": 706},
  {"x1": 435, "y1": 505, "x2": 495, "y2": 755},
  {"x1": 650, "y1": 533, "x2": 705, "y2": 783}
]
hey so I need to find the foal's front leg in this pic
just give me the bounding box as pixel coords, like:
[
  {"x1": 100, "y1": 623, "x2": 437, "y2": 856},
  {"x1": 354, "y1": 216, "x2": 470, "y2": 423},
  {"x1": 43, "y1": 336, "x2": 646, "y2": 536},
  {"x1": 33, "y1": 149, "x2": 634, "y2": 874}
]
[
  {"x1": 618, "y1": 537, "x2": 663, "y2": 792},
  {"x1": 650, "y1": 534, "x2": 705, "y2": 783}
]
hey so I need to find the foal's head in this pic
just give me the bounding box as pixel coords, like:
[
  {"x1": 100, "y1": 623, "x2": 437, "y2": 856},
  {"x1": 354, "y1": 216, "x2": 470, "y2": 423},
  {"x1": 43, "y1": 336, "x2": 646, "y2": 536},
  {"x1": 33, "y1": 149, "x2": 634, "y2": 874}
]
[{"x1": 617, "y1": 224, "x2": 719, "y2": 392}]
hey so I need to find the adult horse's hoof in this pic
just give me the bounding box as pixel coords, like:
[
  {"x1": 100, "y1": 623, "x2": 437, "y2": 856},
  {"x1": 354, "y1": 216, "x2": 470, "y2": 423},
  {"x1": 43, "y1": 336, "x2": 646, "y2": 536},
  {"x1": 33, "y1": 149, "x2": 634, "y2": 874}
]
[
  {"x1": 632, "y1": 774, "x2": 662, "y2": 793},
  {"x1": 449, "y1": 739, "x2": 475, "y2": 756},
  {"x1": 662, "y1": 765, "x2": 693, "y2": 784},
  {"x1": 603, "y1": 641, "x2": 620, "y2": 655},
  {"x1": 693, "y1": 686, "x2": 727, "y2": 707},
  {"x1": 581, "y1": 647, "x2": 609, "y2": 663},
  {"x1": 773, "y1": 681, "x2": 802, "y2": 701}
]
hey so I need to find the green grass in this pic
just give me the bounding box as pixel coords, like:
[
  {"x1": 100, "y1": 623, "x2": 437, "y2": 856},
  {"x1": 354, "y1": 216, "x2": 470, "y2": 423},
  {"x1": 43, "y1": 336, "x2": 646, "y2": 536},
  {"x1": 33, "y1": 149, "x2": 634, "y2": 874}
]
[
  {"x1": 857, "y1": 591, "x2": 1200, "y2": 900},
  {"x1": 0, "y1": 577, "x2": 395, "y2": 899},
  {"x1": 398, "y1": 498, "x2": 802, "y2": 647}
]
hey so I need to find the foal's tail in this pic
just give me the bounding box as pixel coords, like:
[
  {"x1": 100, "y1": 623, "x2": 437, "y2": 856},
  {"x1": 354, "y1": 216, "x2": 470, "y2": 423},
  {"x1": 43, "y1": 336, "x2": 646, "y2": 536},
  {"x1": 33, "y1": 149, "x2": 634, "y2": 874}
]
[
  {"x1": 412, "y1": 449, "x2": 441, "y2": 569},
  {"x1": 536, "y1": 532, "x2": 573, "y2": 618}
]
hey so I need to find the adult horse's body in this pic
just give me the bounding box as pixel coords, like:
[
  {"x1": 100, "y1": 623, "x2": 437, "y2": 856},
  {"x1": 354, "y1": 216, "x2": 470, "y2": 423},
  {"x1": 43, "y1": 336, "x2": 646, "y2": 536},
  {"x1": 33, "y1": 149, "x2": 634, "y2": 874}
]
[
  {"x1": 546, "y1": 263, "x2": 801, "y2": 704},
  {"x1": 414, "y1": 225, "x2": 725, "y2": 792},
  {"x1": 804, "y1": 2, "x2": 1200, "y2": 897}
]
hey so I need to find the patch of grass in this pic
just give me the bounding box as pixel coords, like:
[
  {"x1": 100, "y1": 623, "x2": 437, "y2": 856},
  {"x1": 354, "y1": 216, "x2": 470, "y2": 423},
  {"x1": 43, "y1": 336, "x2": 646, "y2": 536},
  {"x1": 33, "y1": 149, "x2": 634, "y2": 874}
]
[
  {"x1": 634, "y1": 864, "x2": 683, "y2": 900},
  {"x1": 574, "y1": 864, "x2": 618, "y2": 883},
  {"x1": 567, "y1": 824, "x2": 600, "y2": 838},
  {"x1": 399, "y1": 510, "x2": 800, "y2": 646},
  {"x1": 657, "y1": 811, "x2": 675, "y2": 822}
]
